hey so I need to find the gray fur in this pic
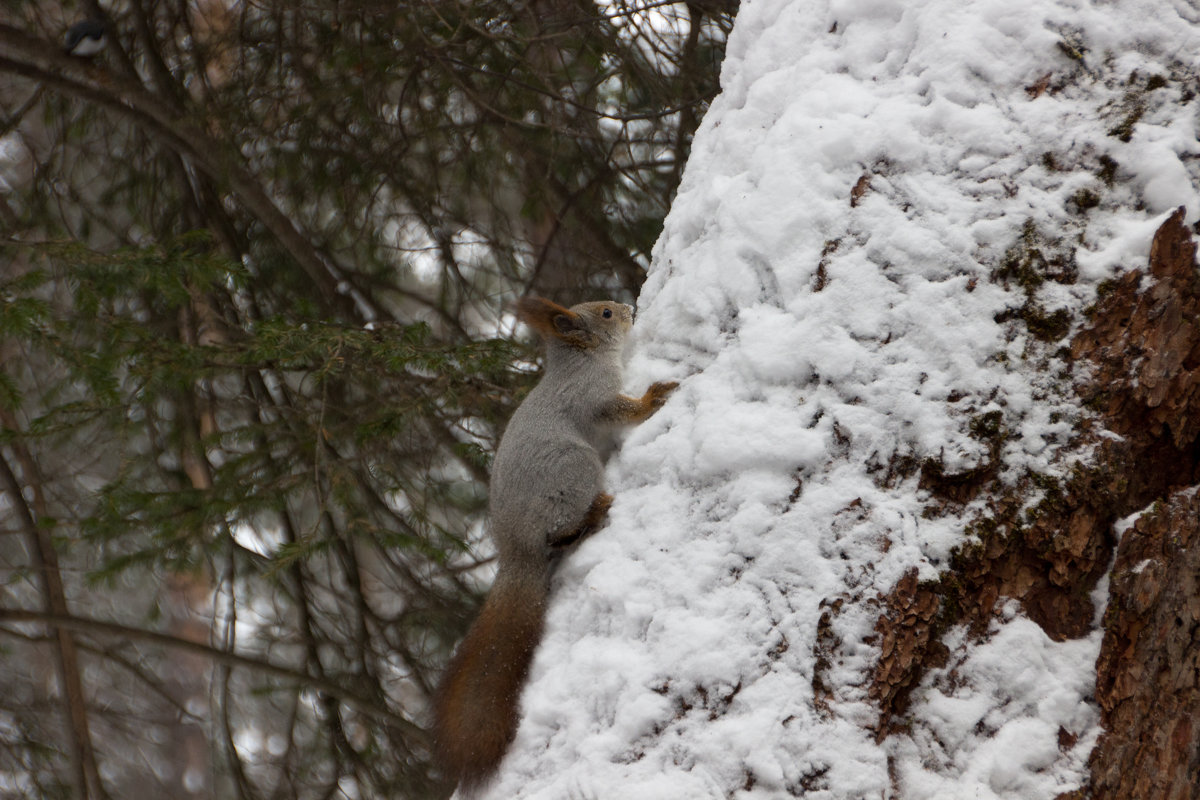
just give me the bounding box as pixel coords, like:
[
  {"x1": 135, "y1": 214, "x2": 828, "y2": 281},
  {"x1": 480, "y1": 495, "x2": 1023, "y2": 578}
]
[
  {"x1": 433, "y1": 299, "x2": 668, "y2": 788},
  {"x1": 489, "y1": 302, "x2": 633, "y2": 567}
]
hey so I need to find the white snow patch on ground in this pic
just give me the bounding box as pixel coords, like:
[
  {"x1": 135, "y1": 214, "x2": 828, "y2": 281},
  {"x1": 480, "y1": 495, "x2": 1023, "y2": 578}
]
[{"x1": 479, "y1": 0, "x2": 1200, "y2": 797}]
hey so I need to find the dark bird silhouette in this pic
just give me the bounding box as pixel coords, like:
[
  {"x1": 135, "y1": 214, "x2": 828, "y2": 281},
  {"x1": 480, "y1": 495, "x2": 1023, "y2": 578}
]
[{"x1": 63, "y1": 19, "x2": 106, "y2": 57}]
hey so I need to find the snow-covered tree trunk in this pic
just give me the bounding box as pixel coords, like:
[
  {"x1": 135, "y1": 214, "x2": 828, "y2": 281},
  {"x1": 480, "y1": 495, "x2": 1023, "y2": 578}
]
[{"x1": 480, "y1": 1, "x2": 1200, "y2": 797}]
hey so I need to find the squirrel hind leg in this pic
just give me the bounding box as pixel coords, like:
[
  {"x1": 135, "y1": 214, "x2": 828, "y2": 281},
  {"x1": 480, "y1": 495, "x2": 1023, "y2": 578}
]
[{"x1": 549, "y1": 492, "x2": 613, "y2": 549}]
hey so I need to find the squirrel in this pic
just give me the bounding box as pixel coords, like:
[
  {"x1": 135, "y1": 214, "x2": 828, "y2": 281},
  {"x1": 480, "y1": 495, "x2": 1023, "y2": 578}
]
[{"x1": 433, "y1": 297, "x2": 677, "y2": 793}]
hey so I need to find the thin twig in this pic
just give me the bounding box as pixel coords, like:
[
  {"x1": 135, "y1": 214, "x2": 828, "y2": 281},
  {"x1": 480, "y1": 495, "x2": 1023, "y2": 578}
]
[{"x1": 0, "y1": 608, "x2": 427, "y2": 741}]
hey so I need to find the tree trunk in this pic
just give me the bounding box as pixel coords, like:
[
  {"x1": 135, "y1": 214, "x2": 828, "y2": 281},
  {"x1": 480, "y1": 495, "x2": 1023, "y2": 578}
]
[
  {"x1": 1069, "y1": 209, "x2": 1200, "y2": 800},
  {"x1": 476, "y1": 2, "x2": 1200, "y2": 797}
]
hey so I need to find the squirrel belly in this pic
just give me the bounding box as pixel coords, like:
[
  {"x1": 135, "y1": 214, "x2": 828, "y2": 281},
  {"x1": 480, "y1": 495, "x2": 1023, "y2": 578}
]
[{"x1": 433, "y1": 564, "x2": 548, "y2": 793}]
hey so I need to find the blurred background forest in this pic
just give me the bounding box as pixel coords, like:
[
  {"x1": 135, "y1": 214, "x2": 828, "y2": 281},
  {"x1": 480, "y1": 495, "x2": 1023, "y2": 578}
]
[{"x1": 0, "y1": 1, "x2": 735, "y2": 797}]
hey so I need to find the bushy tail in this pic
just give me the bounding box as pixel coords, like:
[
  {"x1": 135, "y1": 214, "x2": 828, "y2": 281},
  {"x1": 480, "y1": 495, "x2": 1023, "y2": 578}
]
[{"x1": 434, "y1": 567, "x2": 548, "y2": 792}]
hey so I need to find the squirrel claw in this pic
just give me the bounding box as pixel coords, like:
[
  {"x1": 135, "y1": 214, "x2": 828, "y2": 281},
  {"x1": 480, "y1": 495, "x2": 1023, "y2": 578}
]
[{"x1": 647, "y1": 380, "x2": 679, "y2": 407}]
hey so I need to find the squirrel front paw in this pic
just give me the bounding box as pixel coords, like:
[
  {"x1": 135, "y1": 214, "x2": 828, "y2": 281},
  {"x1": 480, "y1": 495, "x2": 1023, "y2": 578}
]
[
  {"x1": 646, "y1": 380, "x2": 679, "y2": 409},
  {"x1": 605, "y1": 382, "x2": 679, "y2": 424}
]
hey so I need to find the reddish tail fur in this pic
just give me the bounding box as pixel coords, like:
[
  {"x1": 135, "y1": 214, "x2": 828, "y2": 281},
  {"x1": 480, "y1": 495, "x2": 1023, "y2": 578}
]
[{"x1": 434, "y1": 570, "x2": 548, "y2": 791}]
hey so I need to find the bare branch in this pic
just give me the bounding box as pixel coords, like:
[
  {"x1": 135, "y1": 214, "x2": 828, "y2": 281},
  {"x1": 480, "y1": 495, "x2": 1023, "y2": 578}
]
[
  {"x1": 0, "y1": 607, "x2": 428, "y2": 742},
  {"x1": 0, "y1": 24, "x2": 369, "y2": 321},
  {"x1": 0, "y1": 433, "x2": 106, "y2": 800}
]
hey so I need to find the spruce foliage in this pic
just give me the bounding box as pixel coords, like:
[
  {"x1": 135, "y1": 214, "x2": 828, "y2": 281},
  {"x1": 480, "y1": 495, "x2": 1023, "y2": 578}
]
[{"x1": 0, "y1": 1, "x2": 733, "y2": 796}]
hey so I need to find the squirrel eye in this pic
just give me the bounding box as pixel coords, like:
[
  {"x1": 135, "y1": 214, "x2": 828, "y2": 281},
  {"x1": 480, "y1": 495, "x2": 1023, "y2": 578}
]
[{"x1": 602, "y1": 308, "x2": 613, "y2": 318}]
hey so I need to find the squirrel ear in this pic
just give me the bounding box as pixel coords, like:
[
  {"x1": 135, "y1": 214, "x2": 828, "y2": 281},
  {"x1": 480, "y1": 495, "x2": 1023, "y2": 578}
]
[
  {"x1": 552, "y1": 312, "x2": 581, "y2": 335},
  {"x1": 515, "y1": 297, "x2": 577, "y2": 340},
  {"x1": 515, "y1": 297, "x2": 594, "y2": 347},
  {"x1": 552, "y1": 312, "x2": 594, "y2": 347}
]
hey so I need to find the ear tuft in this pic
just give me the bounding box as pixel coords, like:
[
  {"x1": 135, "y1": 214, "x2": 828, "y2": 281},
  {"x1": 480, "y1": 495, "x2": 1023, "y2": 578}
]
[
  {"x1": 515, "y1": 297, "x2": 583, "y2": 344},
  {"x1": 552, "y1": 313, "x2": 593, "y2": 347},
  {"x1": 553, "y1": 313, "x2": 579, "y2": 335}
]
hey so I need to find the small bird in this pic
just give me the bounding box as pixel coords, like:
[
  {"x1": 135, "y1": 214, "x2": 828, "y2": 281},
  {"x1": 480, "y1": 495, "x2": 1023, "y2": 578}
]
[{"x1": 63, "y1": 19, "x2": 107, "y2": 57}]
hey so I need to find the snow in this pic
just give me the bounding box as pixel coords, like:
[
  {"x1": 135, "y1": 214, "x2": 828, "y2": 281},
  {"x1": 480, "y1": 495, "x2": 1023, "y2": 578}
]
[
  {"x1": 892, "y1": 590, "x2": 1108, "y2": 800},
  {"x1": 475, "y1": 0, "x2": 1200, "y2": 797}
]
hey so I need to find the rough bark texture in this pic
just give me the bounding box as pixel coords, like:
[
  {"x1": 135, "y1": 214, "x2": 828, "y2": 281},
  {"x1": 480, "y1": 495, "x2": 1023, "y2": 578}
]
[
  {"x1": 1076, "y1": 206, "x2": 1200, "y2": 451},
  {"x1": 1069, "y1": 207, "x2": 1200, "y2": 800},
  {"x1": 848, "y1": 208, "x2": 1200, "y2": 795},
  {"x1": 1086, "y1": 490, "x2": 1200, "y2": 800}
]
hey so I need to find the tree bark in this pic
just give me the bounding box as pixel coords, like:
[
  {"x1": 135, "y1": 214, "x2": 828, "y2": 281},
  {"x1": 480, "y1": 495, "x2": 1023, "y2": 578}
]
[
  {"x1": 1084, "y1": 490, "x2": 1200, "y2": 800},
  {"x1": 1067, "y1": 208, "x2": 1200, "y2": 799},
  {"x1": 861, "y1": 210, "x2": 1200, "y2": 798}
]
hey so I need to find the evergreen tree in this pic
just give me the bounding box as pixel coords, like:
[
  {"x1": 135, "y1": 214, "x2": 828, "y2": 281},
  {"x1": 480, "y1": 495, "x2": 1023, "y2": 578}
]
[{"x1": 0, "y1": 2, "x2": 735, "y2": 796}]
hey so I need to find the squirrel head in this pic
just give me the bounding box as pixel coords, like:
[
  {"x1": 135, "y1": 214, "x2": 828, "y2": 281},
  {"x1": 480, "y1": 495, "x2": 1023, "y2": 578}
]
[{"x1": 515, "y1": 297, "x2": 633, "y2": 350}]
